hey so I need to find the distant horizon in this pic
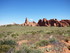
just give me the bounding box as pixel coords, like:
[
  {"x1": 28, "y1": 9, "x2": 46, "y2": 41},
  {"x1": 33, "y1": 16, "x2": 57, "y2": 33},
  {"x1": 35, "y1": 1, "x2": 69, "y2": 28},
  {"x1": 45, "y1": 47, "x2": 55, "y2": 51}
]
[
  {"x1": 0, "y1": 17, "x2": 70, "y2": 25},
  {"x1": 0, "y1": 0, "x2": 70, "y2": 25}
]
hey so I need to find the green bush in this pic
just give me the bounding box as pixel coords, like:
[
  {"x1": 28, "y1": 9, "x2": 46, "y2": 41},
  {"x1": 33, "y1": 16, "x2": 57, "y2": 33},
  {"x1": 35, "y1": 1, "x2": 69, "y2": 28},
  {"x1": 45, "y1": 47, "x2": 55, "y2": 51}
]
[
  {"x1": 0, "y1": 33, "x2": 5, "y2": 38},
  {"x1": 0, "y1": 40, "x2": 16, "y2": 53},
  {"x1": 6, "y1": 24, "x2": 12, "y2": 27},
  {"x1": 25, "y1": 31, "x2": 37, "y2": 35},
  {"x1": 0, "y1": 40, "x2": 3, "y2": 45},
  {"x1": 11, "y1": 33, "x2": 19, "y2": 38},
  {"x1": 0, "y1": 45, "x2": 11, "y2": 53},
  {"x1": 62, "y1": 33, "x2": 70, "y2": 37},
  {"x1": 7, "y1": 32, "x2": 12, "y2": 35},
  {"x1": 30, "y1": 44, "x2": 37, "y2": 49},
  {"x1": 0, "y1": 40, "x2": 16, "y2": 45},
  {"x1": 48, "y1": 37, "x2": 58, "y2": 44},
  {"x1": 21, "y1": 44, "x2": 43, "y2": 53},
  {"x1": 37, "y1": 30, "x2": 44, "y2": 33},
  {"x1": 35, "y1": 40, "x2": 49, "y2": 47},
  {"x1": 16, "y1": 44, "x2": 43, "y2": 53},
  {"x1": 46, "y1": 31, "x2": 53, "y2": 34}
]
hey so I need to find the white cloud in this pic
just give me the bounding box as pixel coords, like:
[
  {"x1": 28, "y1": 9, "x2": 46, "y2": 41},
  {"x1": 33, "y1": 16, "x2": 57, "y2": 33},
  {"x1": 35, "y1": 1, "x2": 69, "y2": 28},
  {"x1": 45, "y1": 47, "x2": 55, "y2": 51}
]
[{"x1": 29, "y1": 19, "x2": 33, "y2": 21}]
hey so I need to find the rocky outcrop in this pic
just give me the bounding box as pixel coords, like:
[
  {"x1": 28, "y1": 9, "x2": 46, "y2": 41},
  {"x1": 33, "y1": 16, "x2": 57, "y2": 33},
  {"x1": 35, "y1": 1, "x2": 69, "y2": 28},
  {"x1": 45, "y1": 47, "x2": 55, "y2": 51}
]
[
  {"x1": 38, "y1": 18, "x2": 70, "y2": 27},
  {"x1": 21, "y1": 18, "x2": 70, "y2": 27},
  {"x1": 49, "y1": 19, "x2": 61, "y2": 27},
  {"x1": 60, "y1": 20, "x2": 69, "y2": 27},
  {"x1": 21, "y1": 18, "x2": 37, "y2": 26},
  {"x1": 61, "y1": 20, "x2": 70, "y2": 26},
  {"x1": 38, "y1": 18, "x2": 50, "y2": 26}
]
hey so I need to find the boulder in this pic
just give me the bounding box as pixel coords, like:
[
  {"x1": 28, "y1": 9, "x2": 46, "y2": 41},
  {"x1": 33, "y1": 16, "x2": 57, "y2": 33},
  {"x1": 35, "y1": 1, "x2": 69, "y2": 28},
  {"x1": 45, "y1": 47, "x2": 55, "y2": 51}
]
[
  {"x1": 60, "y1": 20, "x2": 69, "y2": 27},
  {"x1": 38, "y1": 19, "x2": 43, "y2": 26},
  {"x1": 38, "y1": 18, "x2": 50, "y2": 26},
  {"x1": 49, "y1": 19, "x2": 62, "y2": 27},
  {"x1": 61, "y1": 20, "x2": 70, "y2": 25}
]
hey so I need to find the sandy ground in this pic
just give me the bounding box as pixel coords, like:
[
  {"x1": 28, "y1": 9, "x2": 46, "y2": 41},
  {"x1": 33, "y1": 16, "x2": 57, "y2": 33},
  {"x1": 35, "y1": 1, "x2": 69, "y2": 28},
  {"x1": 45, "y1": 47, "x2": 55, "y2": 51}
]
[
  {"x1": 39, "y1": 40, "x2": 70, "y2": 53},
  {"x1": 16, "y1": 40, "x2": 70, "y2": 53}
]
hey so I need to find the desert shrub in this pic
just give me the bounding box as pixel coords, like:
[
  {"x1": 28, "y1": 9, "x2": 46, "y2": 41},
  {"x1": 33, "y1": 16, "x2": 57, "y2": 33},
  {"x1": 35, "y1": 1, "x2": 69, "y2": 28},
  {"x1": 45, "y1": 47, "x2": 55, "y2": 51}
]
[
  {"x1": 0, "y1": 40, "x2": 3, "y2": 45},
  {"x1": 0, "y1": 45, "x2": 11, "y2": 53},
  {"x1": 46, "y1": 31, "x2": 53, "y2": 34},
  {"x1": 37, "y1": 30, "x2": 44, "y2": 33},
  {"x1": 56, "y1": 31, "x2": 63, "y2": 35},
  {"x1": 16, "y1": 44, "x2": 43, "y2": 53},
  {"x1": 66, "y1": 30, "x2": 70, "y2": 32},
  {"x1": 6, "y1": 24, "x2": 12, "y2": 27},
  {"x1": 22, "y1": 44, "x2": 42, "y2": 53},
  {"x1": 0, "y1": 40, "x2": 16, "y2": 53},
  {"x1": 30, "y1": 44, "x2": 37, "y2": 49},
  {"x1": 11, "y1": 33, "x2": 19, "y2": 38},
  {"x1": 0, "y1": 40, "x2": 16, "y2": 45},
  {"x1": 0, "y1": 33, "x2": 5, "y2": 38},
  {"x1": 30, "y1": 31, "x2": 37, "y2": 35},
  {"x1": 30, "y1": 49, "x2": 42, "y2": 53},
  {"x1": 35, "y1": 40, "x2": 49, "y2": 47},
  {"x1": 49, "y1": 37, "x2": 57, "y2": 44},
  {"x1": 39, "y1": 34, "x2": 44, "y2": 40},
  {"x1": 0, "y1": 32, "x2": 13, "y2": 38},
  {"x1": 16, "y1": 49, "x2": 42, "y2": 53},
  {"x1": 24, "y1": 31, "x2": 34, "y2": 35},
  {"x1": 7, "y1": 32, "x2": 12, "y2": 35},
  {"x1": 3, "y1": 40, "x2": 16, "y2": 45},
  {"x1": 25, "y1": 31, "x2": 39, "y2": 35},
  {"x1": 62, "y1": 33, "x2": 70, "y2": 37},
  {"x1": 48, "y1": 37, "x2": 65, "y2": 53},
  {"x1": 16, "y1": 50, "x2": 21, "y2": 53}
]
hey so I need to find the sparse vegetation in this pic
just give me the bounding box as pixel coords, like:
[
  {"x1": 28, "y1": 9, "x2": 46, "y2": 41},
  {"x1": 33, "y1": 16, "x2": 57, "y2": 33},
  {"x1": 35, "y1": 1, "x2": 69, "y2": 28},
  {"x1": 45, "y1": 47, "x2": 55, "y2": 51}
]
[
  {"x1": 0, "y1": 45, "x2": 11, "y2": 53},
  {"x1": 16, "y1": 44, "x2": 43, "y2": 53},
  {"x1": 0, "y1": 25, "x2": 70, "y2": 53},
  {"x1": 0, "y1": 39, "x2": 16, "y2": 53},
  {"x1": 35, "y1": 40, "x2": 49, "y2": 47}
]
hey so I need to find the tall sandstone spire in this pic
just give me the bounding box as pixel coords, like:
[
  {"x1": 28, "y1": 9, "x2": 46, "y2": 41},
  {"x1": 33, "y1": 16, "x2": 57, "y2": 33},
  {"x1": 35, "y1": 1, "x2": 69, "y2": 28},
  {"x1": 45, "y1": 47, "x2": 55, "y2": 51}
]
[
  {"x1": 25, "y1": 18, "x2": 29, "y2": 24},
  {"x1": 22, "y1": 18, "x2": 37, "y2": 26}
]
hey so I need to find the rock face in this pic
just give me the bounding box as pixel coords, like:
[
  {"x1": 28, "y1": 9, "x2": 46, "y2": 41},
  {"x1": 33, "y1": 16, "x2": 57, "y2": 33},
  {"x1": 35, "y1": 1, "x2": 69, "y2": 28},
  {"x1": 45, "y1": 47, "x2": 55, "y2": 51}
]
[
  {"x1": 38, "y1": 18, "x2": 50, "y2": 26},
  {"x1": 60, "y1": 20, "x2": 69, "y2": 27},
  {"x1": 21, "y1": 18, "x2": 70, "y2": 27},
  {"x1": 21, "y1": 18, "x2": 37, "y2": 26},
  {"x1": 38, "y1": 18, "x2": 70, "y2": 27}
]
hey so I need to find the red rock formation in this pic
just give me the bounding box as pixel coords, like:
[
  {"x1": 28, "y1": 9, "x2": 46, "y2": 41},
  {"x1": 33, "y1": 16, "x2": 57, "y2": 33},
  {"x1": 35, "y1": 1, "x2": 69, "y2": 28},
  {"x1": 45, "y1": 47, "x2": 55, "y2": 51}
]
[
  {"x1": 49, "y1": 19, "x2": 63, "y2": 27},
  {"x1": 49, "y1": 19, "x2": 57, "y2": 26},
  {"x1": 21, "y1": 18, "x2": 70, "y2": 27},
  {"x1": 60, "y1": 20, "x2": 69, "y2": 27},
  {"x1": 38, "y1": 19, "x2": 43, "y2": 26},
  {"x1": 38, "y1": 18, "x2": 62, "y2": 27},
  {"x1": 22, "y1": 18, "x2": 37, "y2": 26},
  {"x1": 38, "y1": 18, "x2": 50, "y2": 26},
  {"x1": 42, "y1": 18, "x2": 50, "y2": 26},
  {"x1": 61, "y1": 20, "x2": 70, "y2": 25},
  {"x1": 25, "y1": 18, "x2": 29, "y2": 24},
  {"x1": 38, "y1": 18, "x2": 70, "y2": 27}
]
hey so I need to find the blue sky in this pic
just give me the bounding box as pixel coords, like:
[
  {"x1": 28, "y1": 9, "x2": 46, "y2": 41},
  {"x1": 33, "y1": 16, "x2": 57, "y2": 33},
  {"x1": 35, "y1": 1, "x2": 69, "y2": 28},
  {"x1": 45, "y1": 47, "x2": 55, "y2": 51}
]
[{"x1": 0, "y1": 0, "x2": 70, "y2": 25}]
